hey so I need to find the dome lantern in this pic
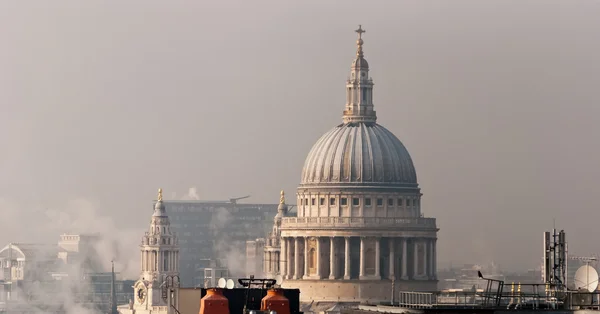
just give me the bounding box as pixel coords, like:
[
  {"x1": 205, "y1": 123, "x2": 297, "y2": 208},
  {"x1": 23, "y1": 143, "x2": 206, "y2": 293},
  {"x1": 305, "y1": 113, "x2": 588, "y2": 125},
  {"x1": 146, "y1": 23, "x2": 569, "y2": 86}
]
[{"x1": 343, "y1": 25, "x2": 376, "y2": 124}]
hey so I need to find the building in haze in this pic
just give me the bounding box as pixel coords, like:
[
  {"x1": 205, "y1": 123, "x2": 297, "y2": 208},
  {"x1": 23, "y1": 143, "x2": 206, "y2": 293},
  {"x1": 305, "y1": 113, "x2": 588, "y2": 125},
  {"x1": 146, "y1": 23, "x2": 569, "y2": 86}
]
[
  {"x1": 269, "y1": 26, "x2": 439, "y2": 303},
  {"x1": 162, "y1": 198, "x2": 278, "y2": 287},
  {"x1": 246, "y1": 238, "x2": 265, "y2": 278},
  {"x1": 0, "y1": 236, "x2": 133, "y2": 312},
  {"x1": 119, "y1": 188, "x2": 180, "y2": 314}
]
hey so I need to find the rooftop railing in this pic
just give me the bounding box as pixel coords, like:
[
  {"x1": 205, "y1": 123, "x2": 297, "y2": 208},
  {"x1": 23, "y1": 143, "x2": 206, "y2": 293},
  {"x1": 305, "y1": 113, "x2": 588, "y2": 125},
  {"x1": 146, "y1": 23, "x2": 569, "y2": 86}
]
[
  {"x1": 394, "y1": 284, "x2": 600, "y2": 311},
  {"x1": 281, "y1": 217, "x2": 436, "y2": 229}
]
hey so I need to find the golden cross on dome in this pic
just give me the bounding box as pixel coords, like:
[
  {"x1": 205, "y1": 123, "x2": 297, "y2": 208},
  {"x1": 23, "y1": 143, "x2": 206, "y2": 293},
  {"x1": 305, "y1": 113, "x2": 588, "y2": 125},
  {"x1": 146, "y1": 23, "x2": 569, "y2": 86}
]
[
  {"x1": 280, "y1": 190, "x2": 285, "y2": 204},
  {"x1": 355, "y1": 25, "x2": 365, "y2": 39},
  {"x1": 157, "y1": 188, "x2": 163, "y2": 202}
]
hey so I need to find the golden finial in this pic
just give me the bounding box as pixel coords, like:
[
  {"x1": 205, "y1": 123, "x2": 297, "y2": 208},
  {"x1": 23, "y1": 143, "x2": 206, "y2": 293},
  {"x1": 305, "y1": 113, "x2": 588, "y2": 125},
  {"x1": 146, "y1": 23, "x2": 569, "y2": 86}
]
[
  {"x1": 355, "y1": 25, "x2": 365, "y2": 57},
  {"x1": 280, "y1": 190, "x2": 285, "y2": 204},
  {"x1": 157, "y1": 188, "x2": 163, "y2": 202}
]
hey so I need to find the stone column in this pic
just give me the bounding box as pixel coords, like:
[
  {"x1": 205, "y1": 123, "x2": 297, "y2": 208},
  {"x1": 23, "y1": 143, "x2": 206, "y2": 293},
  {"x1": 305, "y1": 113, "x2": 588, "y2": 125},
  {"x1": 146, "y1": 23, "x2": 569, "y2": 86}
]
[
  {"x1": 294, "y1": 237, "x2": 301, "y2": 279},
  {"x1": 428, "y1": 239, "x2": 434, "y2": 279},
  {"x1": 359, "y1": 237, "x2": 366, "y2": 279},
  {"x1": 375, "y1": 237, "x2": 381, "y2": 278},
  {"x1": 158, "y1": 251, "x2": 162, "y2": 271},
  {"x1": 344, "y1": 237, "x2": 351, "y2": 279},
  {"x1": 287, "y1": 238, "x2": 293, "y2": 279},
  {"x1": 413, "y1": 239, "x2": 420, "y2": 279},
  {"x1": 433, "y1": 238, "x2": 437, "y2": 280},
  {"x1": 304, "y1": 237, "x2": 309, "y2": 278},
  {"x1": 280, "y1": 238, "x2": 286, "y2": 277},
  {"x1": 389, "y1": 238, "x2": 395, "y2": 280},
  {"x1": 264, "y1": 252, "x2": 268, "y2": 274},
  {"x1": 316, "y1": 237, "x2": 322, "y2": 279},
  {"x1": 401, "y1": 238, "x2": 408, "y2": 280},
  {"x1": 329, "y1": 237, "x2": 336, "y2": 279}
]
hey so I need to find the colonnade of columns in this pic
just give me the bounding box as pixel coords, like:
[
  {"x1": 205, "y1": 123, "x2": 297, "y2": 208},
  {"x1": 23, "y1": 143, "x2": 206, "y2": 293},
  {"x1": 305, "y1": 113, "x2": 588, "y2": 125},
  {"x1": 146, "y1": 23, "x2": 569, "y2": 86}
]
[
  {"x1": 264, "y1": 250, "x2": 280, "y2": 275},
  {"x1": 141, "y1": 249, "x2": 179, "y2": 272},
  {"x1": 277, "y1": 236, "x2": 436, "y2": 281}
]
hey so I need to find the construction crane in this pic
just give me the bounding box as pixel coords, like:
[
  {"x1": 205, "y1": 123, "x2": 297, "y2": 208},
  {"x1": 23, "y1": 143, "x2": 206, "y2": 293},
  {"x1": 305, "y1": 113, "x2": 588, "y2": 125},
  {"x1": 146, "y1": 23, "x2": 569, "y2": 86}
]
[{"x1": 229, "y1": 195, "x2": 250, "y2": 204}]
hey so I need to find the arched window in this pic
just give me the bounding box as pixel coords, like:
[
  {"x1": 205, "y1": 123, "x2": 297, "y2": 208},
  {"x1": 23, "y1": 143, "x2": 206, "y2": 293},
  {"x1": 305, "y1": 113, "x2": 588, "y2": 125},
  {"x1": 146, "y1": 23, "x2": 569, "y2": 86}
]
[{"x1": 308, "y1": 248, "x2": 317, "y2": 275}]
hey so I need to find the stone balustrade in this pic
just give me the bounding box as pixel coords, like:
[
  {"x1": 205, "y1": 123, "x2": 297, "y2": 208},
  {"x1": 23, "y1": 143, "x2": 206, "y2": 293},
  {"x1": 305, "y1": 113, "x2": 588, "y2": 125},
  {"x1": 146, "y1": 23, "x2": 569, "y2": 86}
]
[{"x1": 281, "y1": 217, "x2": 436, "y2": 229}]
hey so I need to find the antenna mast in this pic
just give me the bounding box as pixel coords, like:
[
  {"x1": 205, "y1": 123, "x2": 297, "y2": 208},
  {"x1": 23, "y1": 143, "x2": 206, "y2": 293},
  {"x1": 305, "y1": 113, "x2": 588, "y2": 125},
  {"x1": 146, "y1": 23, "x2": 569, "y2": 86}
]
[{"x1": 543, "y1": 229, "x2": 568, "y2": 292}]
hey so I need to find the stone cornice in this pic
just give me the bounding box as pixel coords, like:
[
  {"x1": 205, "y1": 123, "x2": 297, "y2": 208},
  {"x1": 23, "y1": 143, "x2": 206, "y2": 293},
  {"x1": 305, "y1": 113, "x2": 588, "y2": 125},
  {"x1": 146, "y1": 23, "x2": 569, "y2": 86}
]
[{"x1": 281, "y1": 216, "x2": 436, "y2": 230}]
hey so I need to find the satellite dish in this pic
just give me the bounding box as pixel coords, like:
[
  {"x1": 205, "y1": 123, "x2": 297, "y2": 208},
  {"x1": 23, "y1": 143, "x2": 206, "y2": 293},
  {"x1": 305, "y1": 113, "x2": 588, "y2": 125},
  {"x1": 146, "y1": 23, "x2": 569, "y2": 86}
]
[
  {"x1": 217, "y1": 278, "x2": 226, "y2": 288},
  {"x1": 275, "y1": 275, "x2": 283, "y2": 285},
  {"x1": 226, "y1": 279, "x2": 235, "y2": 289},
  {"x1": 574, "y1": 265, "x2": 599, "y2": 292}
]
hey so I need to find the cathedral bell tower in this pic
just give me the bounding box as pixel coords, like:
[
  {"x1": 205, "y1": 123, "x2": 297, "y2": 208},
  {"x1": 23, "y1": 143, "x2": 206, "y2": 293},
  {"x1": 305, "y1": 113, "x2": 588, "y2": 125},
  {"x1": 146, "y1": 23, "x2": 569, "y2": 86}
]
[{"x1": 133, "y1": 188, "x2": 180, "y2": 312}]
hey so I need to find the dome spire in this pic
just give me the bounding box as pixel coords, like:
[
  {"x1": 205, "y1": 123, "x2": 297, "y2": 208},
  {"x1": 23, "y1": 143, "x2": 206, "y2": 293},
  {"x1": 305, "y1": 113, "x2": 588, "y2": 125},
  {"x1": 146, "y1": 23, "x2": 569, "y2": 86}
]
[
  {"x1": 153, "y1": 187, "x2": 166, "y2": 216},
  {"x1": 355, "y1": 25, "x2": 365, "y2": 58},
  {"x1": 277, "y1": 190, "x2": 288, "y2": 215},
  {"x1": 343, "y1": 25, "x2": 377, "y2": 124}
]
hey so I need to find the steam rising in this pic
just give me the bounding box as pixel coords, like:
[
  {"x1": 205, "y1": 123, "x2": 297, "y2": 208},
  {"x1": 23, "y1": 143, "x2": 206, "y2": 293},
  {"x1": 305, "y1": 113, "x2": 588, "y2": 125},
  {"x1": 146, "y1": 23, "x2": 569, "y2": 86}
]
[
  {"x1": 0, "y1": 197, "x2": 144, "y2": 313},
  {"x1": 209, "y1": 207, "x2": 253, "y2": 278},
  {"x1": 181, "y1": 187, "x2": 200, "y2": 200}
]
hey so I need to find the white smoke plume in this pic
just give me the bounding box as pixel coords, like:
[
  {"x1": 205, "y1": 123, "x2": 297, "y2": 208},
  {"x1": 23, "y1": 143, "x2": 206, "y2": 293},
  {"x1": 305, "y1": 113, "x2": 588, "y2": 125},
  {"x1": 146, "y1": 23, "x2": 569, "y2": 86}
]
[
  {"x1": 180, "y1": 187, "x2": 200, "y2": 200},
  {"x1": 209, "y1": 206, "x2": 254, "y2": 278},
  {"x1": 0, "y1": 196, "x2": 144, "y2": 313}
]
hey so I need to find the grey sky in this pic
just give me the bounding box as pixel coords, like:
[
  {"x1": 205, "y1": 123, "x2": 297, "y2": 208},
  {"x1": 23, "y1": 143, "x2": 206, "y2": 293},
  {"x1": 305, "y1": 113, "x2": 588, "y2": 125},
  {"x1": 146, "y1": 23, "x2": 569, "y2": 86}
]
[{"x1": 2, "y1": 0, "x2": 600, "y2": 272}]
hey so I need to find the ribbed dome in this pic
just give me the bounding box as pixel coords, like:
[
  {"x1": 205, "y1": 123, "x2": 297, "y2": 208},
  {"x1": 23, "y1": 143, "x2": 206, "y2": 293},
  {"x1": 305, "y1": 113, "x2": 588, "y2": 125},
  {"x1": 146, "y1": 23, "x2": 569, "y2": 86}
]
[{"x1": 300, "y1": 122, "x2": 417, "y2": 187}]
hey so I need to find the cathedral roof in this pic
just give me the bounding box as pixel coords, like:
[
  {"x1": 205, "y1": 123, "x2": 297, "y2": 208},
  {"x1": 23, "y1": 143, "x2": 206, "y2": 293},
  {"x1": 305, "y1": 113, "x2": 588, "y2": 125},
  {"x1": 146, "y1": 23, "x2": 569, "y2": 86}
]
[{"x1": 300, "y1": 122, "x2": 417, "y2": 187}]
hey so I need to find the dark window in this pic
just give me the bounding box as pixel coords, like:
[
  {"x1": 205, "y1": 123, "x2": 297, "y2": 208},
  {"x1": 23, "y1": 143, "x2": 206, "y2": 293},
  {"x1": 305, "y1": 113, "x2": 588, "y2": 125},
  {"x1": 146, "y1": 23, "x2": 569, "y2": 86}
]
[
  {"x1": 311, "y1": 198, "x2": 316, "y2": 206},
  {"x1": 388, "y1": 198, "x2": 394, "y2": 206},
  {"x1": 304, "y1": 198, "x2": 308, "y2": 205},
  {"x1": 362, "y1": 88, "x2": 367, "y2": 101},
  {"x1": 330, "y1": 198, "x2": 336, "y2": 206},
  {"x1": 365, "y1": 198, "x2": 372, "y2": 206},
  {"x1": 398, "y1": 199, "x2": 403, "y2": 206},
  {"x1": 341, "y1": 198, "x2": 348, "y2": 206},
  {"x1": 352, "y1": 198, "x2": 360, "y2": 206},
  {"x1": 377, "y1": 198, "x2": 383, "y2": 206},
  {"x1": 320, "y1": 198, "x2": 325, "y2": 206},
  {"x1": 407, "y1": 200, "x2": 411, "y2": 206}
]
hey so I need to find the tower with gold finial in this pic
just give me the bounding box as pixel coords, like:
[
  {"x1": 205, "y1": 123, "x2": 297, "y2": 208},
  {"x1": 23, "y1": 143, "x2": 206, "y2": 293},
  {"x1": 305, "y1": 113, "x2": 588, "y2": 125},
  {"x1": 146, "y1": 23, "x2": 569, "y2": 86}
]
[
  {"x1": 124, "y1": 188, "x2": 180, "y2": 313},
  {"x1": 261, "y1": 190, "x2": 289, "y2": 279}
]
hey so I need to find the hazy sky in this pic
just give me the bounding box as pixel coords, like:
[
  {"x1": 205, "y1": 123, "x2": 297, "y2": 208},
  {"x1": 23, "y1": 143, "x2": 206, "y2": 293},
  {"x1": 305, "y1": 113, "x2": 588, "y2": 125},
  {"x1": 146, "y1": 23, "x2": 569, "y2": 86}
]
[{"x1": 2, "y1": 0, "x2": 600, "y2": 272}]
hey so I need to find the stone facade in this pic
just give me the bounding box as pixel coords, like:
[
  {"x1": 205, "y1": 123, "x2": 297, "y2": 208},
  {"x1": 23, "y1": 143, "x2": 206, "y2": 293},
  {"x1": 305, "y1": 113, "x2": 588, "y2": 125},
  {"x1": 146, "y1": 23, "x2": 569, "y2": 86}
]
[
  {"x1": 119, "y1": 189, "x2": 181, "y2": 314},
  {"x1": 272, "y1": 26, "x2": 439, "y2": 303}
]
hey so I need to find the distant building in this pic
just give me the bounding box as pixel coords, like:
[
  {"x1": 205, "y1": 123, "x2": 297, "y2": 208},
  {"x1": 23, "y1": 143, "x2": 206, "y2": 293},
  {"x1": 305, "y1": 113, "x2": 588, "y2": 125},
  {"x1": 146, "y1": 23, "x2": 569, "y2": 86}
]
[
  {"x1": 203, "y1": 267, "x2": 229, "y2": 288},
  {"x1": 162, "y1": 198, "x2": 278, "y2": 287},
  {"x1": 0, "y1": 238, "x2": 133, "y2": 312},
  {"x1": 246, "y1": 239, "x2": 265, "y2": 278}
]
